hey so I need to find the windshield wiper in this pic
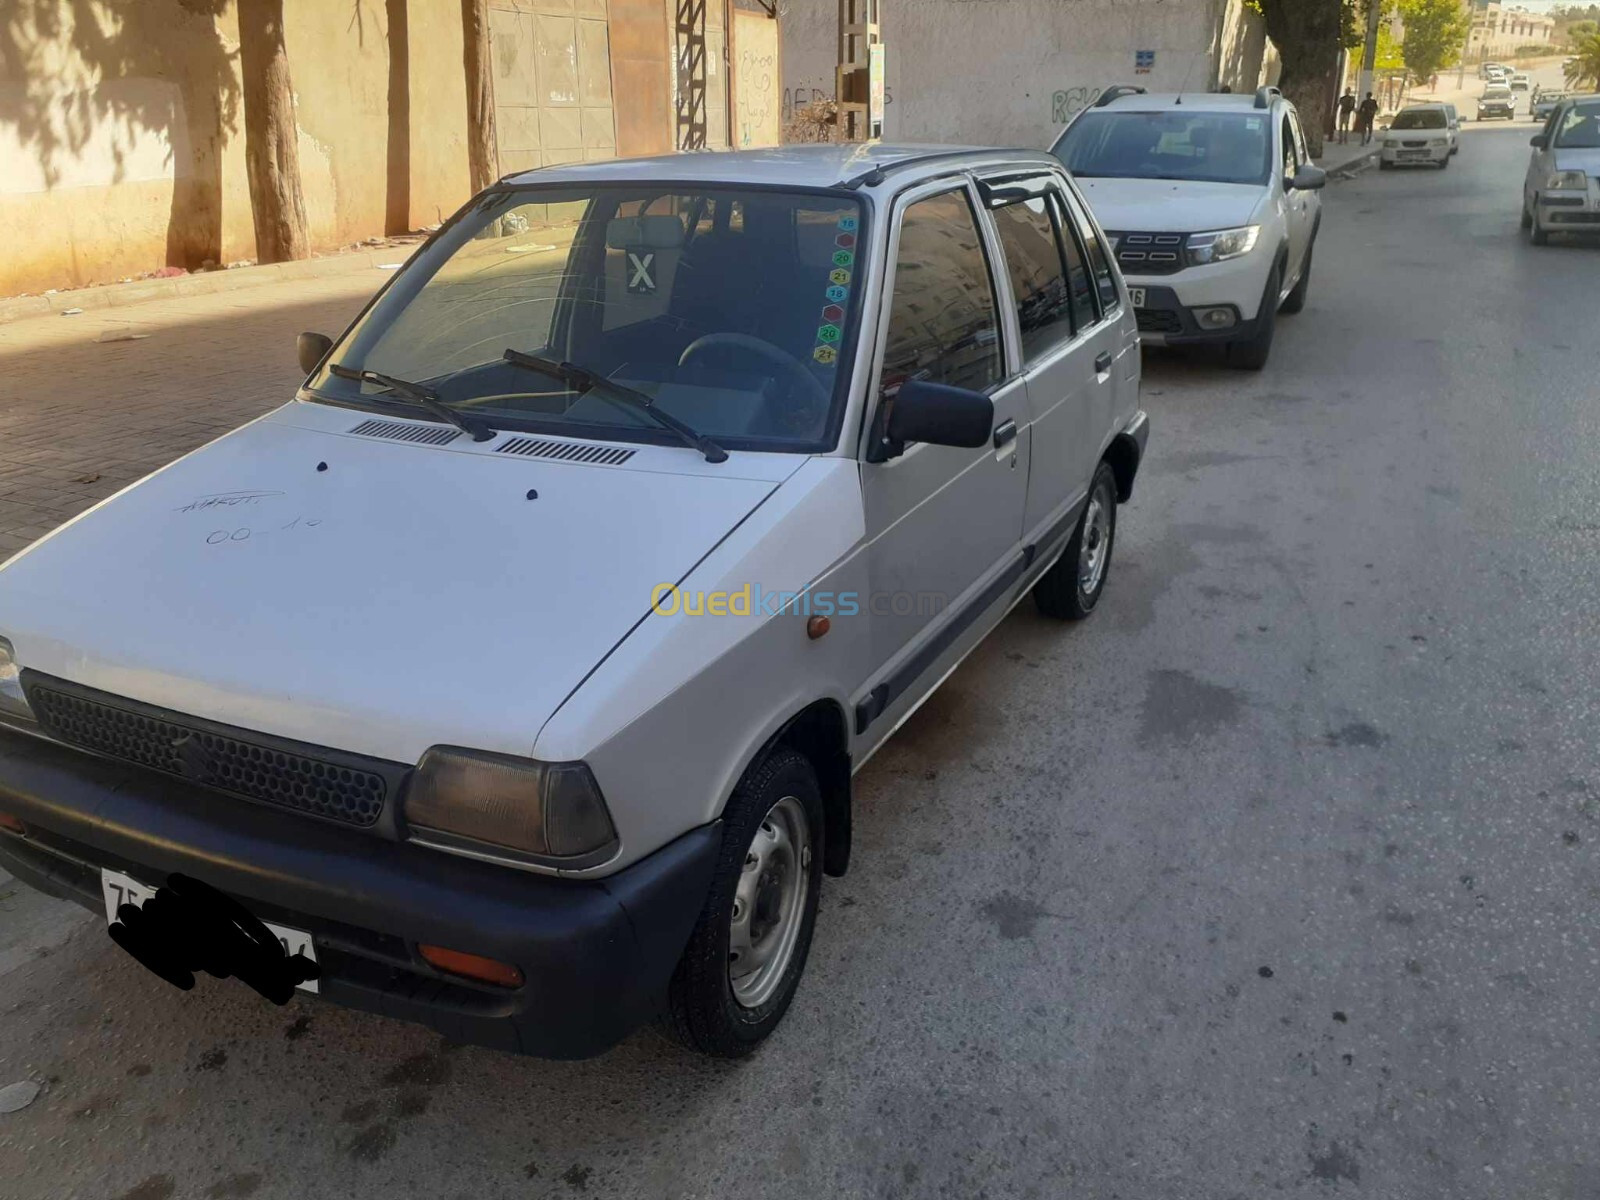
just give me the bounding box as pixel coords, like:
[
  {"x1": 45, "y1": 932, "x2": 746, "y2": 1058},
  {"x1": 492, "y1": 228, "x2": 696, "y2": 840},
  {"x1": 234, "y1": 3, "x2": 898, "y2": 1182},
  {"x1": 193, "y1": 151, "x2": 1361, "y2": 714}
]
[
  {"x1": 326, "y1": 363, "x2": 497, "y2": 442},
  {"x1": 502, "y1": 349, "x2": 728, "y2": 464}
]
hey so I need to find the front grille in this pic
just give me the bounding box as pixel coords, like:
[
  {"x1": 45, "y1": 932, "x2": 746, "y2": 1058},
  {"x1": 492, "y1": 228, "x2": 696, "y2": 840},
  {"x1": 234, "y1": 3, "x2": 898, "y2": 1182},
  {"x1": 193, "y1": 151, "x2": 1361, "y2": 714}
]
[
  {"x1": 24, "y1": 674, "x2": 401, "y2": 828},
  {"x1": 1109, "y1": 231, "x2": 1187, "y2": 276},
  {"x1": 1549, "y1": 211, "x2": 1600, "y2": 225},
  {"x1": 1135, "y1": 308, "x2": 1183, "y2": 335},
  {"x1": 1401, "y1": 140, "x2": 1429, "y2": 148}
]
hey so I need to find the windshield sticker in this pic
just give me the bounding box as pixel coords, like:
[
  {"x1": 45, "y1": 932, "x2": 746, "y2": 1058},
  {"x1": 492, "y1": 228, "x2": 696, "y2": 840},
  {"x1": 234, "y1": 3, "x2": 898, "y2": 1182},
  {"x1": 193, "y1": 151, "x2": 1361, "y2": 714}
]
[
  {"x1": 825, "y1": 284, "x2": 849, "y2": 303},
  {"x1": 625, "y1": 250, "x2": 657, "y2": 294},
  {"x1": 832, "y1": 249, "x2": 855, "y2": 268},
  {"x1": 835, "y1": 233, "x2": 857, "y2": 250},
  {"x1": 817, "y1": 324, "x2": 841, "y2": 344},
  {"x1": 813, "y1": 345, "x2": 838, "y2": 365},
  {"x1": 821, "y1": 304, "x2": 845, "y2": 323},
  {"x1": 838, "y1": 215, "x2": 859, "y2": 233},
  {"x1": 1245, "y1": 117, "x2": 1263, "y2": 131}
]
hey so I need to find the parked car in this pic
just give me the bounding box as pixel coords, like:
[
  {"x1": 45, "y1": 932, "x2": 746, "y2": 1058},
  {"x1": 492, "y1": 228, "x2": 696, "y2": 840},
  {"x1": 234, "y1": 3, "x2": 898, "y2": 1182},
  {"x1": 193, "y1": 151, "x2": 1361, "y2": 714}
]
[
  {"x1": 1486, "y1": 65, "x2": 1510, "y2": 84},
  {"x1": 0, "y1": 145, "x2": 1147, "y2": 1059},
  {"x1": 1523, "y1": 95, "x2": 1600, "y2": 245},
  {"x1": 1533, "y1": 91, "x2": 1569, "y2": 122},
  {"x1": 1510, "y1": 72, "x2": 1532, "y2": 92},
  {"x1": 1049, "y1": 84, "x2": 1325, "y2": 370},
  {"x1": 1379, "y1": 104, "x2": 1458, "y2": 169},
  {"x1": 1478, "y1": 85, "x2": 1517, "y2": 120},
  {"x1": 1480, "y1": 61, "x2": 1507, "y2": 80}
]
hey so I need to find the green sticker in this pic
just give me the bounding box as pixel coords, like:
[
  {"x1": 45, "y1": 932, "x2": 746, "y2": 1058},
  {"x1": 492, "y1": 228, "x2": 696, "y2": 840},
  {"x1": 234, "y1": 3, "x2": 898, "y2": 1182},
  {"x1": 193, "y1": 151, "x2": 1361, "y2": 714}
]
[
  {"x1": 832, "y1": 250, "x2": 854, "y2": 268},
  {"x1": 817, "y1": 324, "x2": 841, "y2": 344}
]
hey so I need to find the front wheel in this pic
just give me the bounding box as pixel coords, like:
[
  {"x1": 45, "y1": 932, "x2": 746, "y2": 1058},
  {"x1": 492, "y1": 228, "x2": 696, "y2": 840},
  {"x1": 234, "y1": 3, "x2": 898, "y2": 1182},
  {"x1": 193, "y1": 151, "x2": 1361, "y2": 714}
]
[
  {"x1": 1530, "y1": 207, "x2": 1551, "y2": 246},
  {"x1": 1034, "y1": 462, "x2": 1118, "y2": 621},
  {"x1": 1280, "y1": 243, "x2": 1313, "y2": 315},
  {"x1": 1439, "y1": 154, "x2": 1451, "y2": 170},
  {"x1": 663, "y1": 748, "x2": 823, "y2": 1057},
  {"x1": 1225, "y1": 265, "x2": 1280, "y2": 371}
]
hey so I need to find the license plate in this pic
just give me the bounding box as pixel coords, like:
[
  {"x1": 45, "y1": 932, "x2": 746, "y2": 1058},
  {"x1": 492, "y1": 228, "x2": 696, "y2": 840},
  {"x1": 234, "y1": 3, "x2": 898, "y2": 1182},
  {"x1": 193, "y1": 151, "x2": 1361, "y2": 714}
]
[
  {"x1": 1127, "y1": 287, "x2": 1146, "y2": 307},
  {"x1": 1399, "y1": 150, "x2": 1429, "y2": 159},
  {"x1": 101, "y1": 868, "x2": 319, "y2": 993}
]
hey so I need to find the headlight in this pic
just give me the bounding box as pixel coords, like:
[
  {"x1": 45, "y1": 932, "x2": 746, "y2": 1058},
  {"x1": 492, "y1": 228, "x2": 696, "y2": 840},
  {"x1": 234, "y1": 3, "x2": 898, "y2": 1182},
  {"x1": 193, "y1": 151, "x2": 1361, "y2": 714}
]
[
  {"x1": 1430, "y1": 138, "x2": 1448, "y2": 146},
  {"x1": 404, "y1": 746, "x2": 618, "y2": 867},
  {"x1": 1185, "y1": 225, "x2": 1260, "y2": 266},
  {"x1": 0, "y1": 637, "x2": 35, "y2": 723},
  {"x1": 1547, "y1": 171, "x2": 1589, "y2": 190}
]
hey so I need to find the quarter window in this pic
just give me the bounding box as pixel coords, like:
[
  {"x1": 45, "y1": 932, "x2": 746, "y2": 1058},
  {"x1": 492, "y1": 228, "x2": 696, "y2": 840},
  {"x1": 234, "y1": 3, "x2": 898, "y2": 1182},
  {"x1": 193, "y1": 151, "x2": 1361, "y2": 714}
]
[
  {"x1": 1053, "y1": 194, "x2": 1100, "y2": 329},
  {"x1": 992, "y1": 196, "x2": 1075, "y2": 361},
  {"x1": 1281, "y1": 115, "x2": 1299, "y2": 180},
  {"x1": 880, "y1": 190, "x2": 1003, "y2": 396},
  {"x1": 1076, "y1": 215, "x2": 1120, "y2": 315}
]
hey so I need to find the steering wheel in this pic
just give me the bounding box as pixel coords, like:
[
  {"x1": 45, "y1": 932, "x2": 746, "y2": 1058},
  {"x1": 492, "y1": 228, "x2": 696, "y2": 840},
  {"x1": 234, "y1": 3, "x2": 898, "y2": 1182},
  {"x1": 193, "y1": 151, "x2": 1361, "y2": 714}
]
[{"x1": 678, "y1": 333, "x2": 830, "y2": 411}]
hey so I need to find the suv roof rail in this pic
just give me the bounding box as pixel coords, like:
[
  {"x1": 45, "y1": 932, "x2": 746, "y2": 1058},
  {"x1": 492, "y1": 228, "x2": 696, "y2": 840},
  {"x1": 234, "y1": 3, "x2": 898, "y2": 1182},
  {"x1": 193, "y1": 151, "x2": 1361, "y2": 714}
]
[
  {"x1": 1094, "y1": 85, "x2": 1147, "y2": 108},
  {"x1": 1254, "y1": 85, "x2": 1282, "y2": 110}
]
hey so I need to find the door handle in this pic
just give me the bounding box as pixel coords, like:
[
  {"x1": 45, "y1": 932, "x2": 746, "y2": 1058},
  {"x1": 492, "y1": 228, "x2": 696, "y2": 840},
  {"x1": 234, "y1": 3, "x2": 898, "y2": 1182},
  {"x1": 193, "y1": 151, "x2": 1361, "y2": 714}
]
[
  {"x1": 1095, "y1": 351, "x2": 1113, "y2": 374},
  {"x1": 993, "y1": 419, "x2": 1017, "y2": 450}
]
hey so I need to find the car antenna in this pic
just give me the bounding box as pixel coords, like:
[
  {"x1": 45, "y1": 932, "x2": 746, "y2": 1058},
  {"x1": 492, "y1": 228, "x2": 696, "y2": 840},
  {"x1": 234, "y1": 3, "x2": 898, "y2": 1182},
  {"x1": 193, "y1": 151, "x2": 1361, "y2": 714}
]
[{"x1": 1174, "y1": 50, "x2": 1201, "y2": 106}]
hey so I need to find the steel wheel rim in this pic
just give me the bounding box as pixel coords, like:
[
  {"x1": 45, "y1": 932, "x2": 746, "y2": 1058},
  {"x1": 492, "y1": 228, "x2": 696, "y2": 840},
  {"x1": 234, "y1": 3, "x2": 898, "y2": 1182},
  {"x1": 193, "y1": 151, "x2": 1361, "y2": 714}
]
[
  {"x1": 1078, "y1": 486, "x2": 1111, "y2": 595},
  {"x1": 729, "y1": 795, "x2": 811, "y2": 1009}
]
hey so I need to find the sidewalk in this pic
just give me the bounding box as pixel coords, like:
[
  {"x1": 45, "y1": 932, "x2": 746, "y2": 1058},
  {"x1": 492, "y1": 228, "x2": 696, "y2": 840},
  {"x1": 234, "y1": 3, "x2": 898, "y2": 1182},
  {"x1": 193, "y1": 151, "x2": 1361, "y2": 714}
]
[{"x1": 1317, "y1": 136, "x2": 1381, "y2": 178}]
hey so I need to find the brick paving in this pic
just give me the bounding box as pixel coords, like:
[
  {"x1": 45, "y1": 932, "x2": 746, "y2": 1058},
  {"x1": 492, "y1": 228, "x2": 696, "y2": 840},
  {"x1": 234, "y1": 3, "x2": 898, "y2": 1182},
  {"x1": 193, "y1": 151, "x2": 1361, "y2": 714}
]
[{"x1": 0, "y1": 269, "x2": 392, "y2": 561}]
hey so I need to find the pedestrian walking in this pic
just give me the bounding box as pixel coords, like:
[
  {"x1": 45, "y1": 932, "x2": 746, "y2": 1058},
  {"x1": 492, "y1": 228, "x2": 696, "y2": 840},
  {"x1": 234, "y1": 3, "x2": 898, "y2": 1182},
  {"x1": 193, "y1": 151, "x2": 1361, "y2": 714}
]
[
  {"x1": 1357, "y1": 92, "x2": 1379, "y2": 145},
  {"x1": 1337, "y1": 89, "x2": 1357, "y2": 143}
]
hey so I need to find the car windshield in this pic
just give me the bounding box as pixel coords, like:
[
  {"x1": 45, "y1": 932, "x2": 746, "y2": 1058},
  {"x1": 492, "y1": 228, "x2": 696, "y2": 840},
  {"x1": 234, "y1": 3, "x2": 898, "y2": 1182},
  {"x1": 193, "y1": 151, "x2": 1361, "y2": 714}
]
[
  {"x1": 1391, "y1": 109, "x2": 1447, "y2": 130},
  {"x1": 1484, "y1": 89, "x2": 1512, "y2": 100},
  {"x1": 1555, "y1": 102, "x2": 1600, "y2": 148},
  {"x1": 306, "y1": 185, "x2": 866, "y2": 453},
  {"x1": 1051, "y1": 110, "x2": 1272, "y2": 186}
]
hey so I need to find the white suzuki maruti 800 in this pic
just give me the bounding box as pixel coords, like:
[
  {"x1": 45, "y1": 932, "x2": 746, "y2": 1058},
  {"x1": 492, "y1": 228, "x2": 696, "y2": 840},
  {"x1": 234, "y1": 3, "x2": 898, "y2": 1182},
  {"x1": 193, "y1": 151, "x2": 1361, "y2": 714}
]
[{"x1": 0, "y1": 146, "x2": 1146, "y2": 1058}]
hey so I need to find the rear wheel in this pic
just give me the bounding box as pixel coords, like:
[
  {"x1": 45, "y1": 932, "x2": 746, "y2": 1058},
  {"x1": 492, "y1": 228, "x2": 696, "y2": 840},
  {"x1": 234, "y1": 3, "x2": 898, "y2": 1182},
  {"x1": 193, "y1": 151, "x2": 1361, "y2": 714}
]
[
  {"x1": 663, "y1": 748, "x2": 823, "y2": 1057},
  {"x1": 1034, "y1": 462, "x2": 1118, "y2": 621}
]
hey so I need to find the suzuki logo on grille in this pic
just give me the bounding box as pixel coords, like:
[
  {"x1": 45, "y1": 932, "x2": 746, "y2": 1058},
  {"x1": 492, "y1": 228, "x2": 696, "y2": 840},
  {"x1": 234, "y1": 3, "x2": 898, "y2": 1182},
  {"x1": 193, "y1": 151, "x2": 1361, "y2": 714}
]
[{"x1": 170, "y1": 732, "x2": 213, "y2": 782}]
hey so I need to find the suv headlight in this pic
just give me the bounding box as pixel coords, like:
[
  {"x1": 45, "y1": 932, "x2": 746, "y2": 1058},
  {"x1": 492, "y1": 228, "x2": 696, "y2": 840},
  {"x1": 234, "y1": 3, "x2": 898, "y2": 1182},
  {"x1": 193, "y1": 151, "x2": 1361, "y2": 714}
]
[
  {"x1": 1185, "y1": 225, "x2": 1260, "y2": 266},
  {"x1": 404, "y1": 746, "x2": 618, "y2": 868},
  {"x1": 0, "y1": 637, "x2": 36, "y2": 723},
  {"x1": 1547, "y1": 170, "x2": 1589, "y2": 190}
]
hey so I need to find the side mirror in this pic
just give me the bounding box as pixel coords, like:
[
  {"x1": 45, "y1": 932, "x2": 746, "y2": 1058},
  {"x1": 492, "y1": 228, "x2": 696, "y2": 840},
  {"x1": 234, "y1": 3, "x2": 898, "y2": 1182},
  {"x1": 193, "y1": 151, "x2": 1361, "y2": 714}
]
[
  {"x1": 1530, "y1": 134, "x2": 1549, "y2": 149},
  {"x1": 297, "y1": 331, "x2": 333, "y2": 376},
  {"x1": 881, "y1": 380, "x2": 994, "y2": 457},
  {"x1": 1289, "y1": 165, "x2": 1327, "y2": 191}
]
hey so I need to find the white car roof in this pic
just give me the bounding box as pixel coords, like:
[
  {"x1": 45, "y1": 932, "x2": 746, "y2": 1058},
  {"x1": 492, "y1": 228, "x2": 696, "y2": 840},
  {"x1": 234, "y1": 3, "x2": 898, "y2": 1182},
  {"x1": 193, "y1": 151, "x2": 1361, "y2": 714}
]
[
  {"x1": 1090, "y1": 92, "x2": 1283, "y2": 115},
  {"x1": 1398, "y1": 103, "x2": 1448, "y2": 111},
  {"x1": 499, "y1": 144, "x2": 1064, "y2": 192}
]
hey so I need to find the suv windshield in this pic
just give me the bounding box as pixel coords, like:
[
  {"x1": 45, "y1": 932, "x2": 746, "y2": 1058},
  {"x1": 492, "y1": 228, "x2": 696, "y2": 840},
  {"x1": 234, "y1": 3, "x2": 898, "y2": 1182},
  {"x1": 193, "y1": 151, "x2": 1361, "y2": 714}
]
[
  {"x1": 1391, "y1": 109, "x2": 1447, "y2": 130},
  {"x1": 1483, "y1": 88, "x2": 1511, "y2": 100},
  {"x1": 307, "y1": 185, "x2": 865, "y2": 453},
  {"x1": 1555, "y1": 102, "x2": 1600, "y2": 148},
  {"x1": 1051, "y1": 110, "x2": 1273, "y2": 186}
]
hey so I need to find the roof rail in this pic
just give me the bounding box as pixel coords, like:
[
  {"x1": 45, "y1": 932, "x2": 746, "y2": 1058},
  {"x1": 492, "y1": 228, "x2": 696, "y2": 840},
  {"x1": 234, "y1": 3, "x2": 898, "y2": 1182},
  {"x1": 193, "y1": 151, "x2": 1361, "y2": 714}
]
[
  {"x1": 1094, "y1": 85, "x2": 1148, "y2": 108},
  {"x1": 839, "y1": 148, "x2": 1012, "y2": 191},
  {"x1": 1254, "y1": 85, "x2": 1282, "y2": 110}
]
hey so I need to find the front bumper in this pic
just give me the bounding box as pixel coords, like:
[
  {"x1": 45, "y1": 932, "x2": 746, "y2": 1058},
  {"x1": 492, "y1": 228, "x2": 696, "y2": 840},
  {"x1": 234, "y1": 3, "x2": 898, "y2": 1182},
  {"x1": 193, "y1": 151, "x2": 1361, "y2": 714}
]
[
  {"x1": 1535, "y1": 186, "x2": 1600, "y2": 230},
  {"x1": 1131, "y1": 283, "x2": 1264, "y2": 347},
  {"x1": 1380, "y1": 143, "x2": 1450, "y2": 164},
  {"x1": 1477, "y1": 107, "x2": 1515, "y2": 119},
  {"x1": 0, "y1": 726, "x2": 720, "y2": 1058}
]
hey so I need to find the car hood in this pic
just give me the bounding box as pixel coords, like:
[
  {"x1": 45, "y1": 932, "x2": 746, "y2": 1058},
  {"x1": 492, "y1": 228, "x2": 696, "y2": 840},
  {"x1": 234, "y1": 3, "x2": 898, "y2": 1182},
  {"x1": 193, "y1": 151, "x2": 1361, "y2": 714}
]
[
  {"x1": 0, "y1": 405, "x2": 793, "y2": 764},
  {"x1": 1555, "y1": 148, "x2": 1600, "y2": 174},
  {"x1": 1074, "y1": 176, "x2": 1264, "y2": 233}
]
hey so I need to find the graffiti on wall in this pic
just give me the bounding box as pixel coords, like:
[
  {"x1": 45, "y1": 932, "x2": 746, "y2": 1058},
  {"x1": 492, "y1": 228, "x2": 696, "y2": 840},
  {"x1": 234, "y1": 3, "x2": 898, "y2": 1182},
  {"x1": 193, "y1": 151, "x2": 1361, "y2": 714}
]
[
  {"x1": 1051, "y1": 86, "x2": 1104, "y2": 124},
  {"x1": 783, "y1": 85, "x2": 895, "y2": 119}
]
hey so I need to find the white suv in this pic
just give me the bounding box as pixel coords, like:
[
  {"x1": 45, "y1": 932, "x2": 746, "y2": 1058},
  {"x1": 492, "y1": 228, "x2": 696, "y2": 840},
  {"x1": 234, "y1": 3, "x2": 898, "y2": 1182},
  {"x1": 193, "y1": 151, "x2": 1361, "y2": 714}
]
[{"x1": 1050, "y1": 85, "x2": 1325, "y2": 370}]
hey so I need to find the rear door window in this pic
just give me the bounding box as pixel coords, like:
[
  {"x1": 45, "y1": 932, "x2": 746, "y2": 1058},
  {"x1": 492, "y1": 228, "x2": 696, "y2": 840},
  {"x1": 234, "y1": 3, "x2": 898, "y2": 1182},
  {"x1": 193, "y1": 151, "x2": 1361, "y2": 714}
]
[{"x1": 991, "y1": 195, "x2": 1076, "y2": 361}]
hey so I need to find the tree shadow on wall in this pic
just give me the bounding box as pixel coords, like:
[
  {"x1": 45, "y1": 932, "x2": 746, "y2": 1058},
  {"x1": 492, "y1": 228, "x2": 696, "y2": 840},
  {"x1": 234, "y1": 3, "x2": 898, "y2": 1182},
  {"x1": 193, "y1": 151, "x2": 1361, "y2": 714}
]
[{"x1": 0, "y1": 0, "x2": 239, "y2": 276}]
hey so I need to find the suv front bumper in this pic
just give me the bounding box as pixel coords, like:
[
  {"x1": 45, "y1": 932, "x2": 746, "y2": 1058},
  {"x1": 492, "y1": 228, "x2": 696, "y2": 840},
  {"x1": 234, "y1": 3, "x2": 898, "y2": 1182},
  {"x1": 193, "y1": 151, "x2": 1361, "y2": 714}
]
[
  {"x1": 0, "y1": 726, "x2": 720, "y2": 1059},
  {"x1": 1130, "y1": 283, "x2": 1268, "y2": 347}
]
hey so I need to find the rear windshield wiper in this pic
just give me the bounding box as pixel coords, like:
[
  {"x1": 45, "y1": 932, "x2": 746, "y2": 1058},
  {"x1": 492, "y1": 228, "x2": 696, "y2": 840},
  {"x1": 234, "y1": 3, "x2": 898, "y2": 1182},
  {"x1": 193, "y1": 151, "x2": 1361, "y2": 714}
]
[
  {"x1": 502, "y1": 349, "x2": 728, "y2": 464},
  {"x1": 327, "y1": 363, "x2": 497, "y2": 443}
]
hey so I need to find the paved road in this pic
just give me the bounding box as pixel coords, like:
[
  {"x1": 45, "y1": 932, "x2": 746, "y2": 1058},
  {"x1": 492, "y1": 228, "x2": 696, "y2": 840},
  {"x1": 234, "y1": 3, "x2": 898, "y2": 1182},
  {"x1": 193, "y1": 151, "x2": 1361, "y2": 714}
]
[{"x1": 2, "y1": 124, "x2": 1598, "y2": 1199}]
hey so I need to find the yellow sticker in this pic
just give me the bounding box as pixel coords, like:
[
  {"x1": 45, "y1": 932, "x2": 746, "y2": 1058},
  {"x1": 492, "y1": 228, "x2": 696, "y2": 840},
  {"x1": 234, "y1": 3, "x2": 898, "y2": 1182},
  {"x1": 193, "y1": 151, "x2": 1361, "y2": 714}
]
[
  {"x1": 813, "y1": 345, "x2": 838, "y2": 365},
  {"x1": 829, "y1": 268, "x2": 852, "y2": 286}
]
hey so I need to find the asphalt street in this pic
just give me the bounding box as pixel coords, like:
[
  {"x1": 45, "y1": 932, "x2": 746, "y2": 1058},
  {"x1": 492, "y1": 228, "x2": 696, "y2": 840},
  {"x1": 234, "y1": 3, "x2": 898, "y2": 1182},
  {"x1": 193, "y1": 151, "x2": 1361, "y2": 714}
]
[{"x1": 1, "y1": 117, "x2": 1598, "y2": 1199}]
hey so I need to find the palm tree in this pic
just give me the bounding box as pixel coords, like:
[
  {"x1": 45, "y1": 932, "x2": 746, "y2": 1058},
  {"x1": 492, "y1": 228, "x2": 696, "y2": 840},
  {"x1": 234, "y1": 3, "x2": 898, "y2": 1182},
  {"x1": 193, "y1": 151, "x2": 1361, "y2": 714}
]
[{"x1": 1566, "y1": 32, "x2": 1600, "y2": 90}]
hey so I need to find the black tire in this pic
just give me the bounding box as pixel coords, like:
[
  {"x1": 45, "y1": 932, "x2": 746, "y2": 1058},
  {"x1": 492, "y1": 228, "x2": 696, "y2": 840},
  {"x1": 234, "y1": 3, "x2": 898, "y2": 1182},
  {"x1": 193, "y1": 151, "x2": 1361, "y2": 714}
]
[
  {"x1": 662, "y1": 748, "x2": 824, "y2": 1058},
  {"x1": 1379, "y1": 158, "x2": 1393, "y2": 170},
  {"x1": 1225, "y1": 265, "x2": 1280, "y2": 371},
  {"x1": 1438, "y1": 154, "x2": 1451, "y2": 169},
  {"x1": 1034, "y1": 461, "x2": 1118, "y2": 621},
  {"x1": 1279, "y1": 242, "x2": 1313, "y2": 315},
  {"x1": 1521, "y1": 201, "x2": 1533, "y2": 229},
  {"x1": 1530, "y1": 209, "x2": 1550, "y2": 246}
]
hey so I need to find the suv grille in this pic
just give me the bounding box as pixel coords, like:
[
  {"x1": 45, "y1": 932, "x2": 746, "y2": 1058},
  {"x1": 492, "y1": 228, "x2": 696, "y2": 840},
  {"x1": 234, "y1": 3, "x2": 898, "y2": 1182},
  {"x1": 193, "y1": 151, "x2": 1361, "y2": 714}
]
[
  {"x1": 1108, "y1": 231, "x2": 1187, "y2": 276},
  {"x1": 25, "y1": 674, "x2": 402, "y2": 828}
]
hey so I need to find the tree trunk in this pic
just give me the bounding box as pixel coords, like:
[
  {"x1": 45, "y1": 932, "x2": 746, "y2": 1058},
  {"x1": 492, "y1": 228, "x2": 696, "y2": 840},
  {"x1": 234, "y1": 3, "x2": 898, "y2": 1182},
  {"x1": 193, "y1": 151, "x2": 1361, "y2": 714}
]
[
  {"x1": 1258, "y1": 0, "x2": 1348, "y2": 161},
  {"x1": 237, "y1": 0, "x2": 309, "y2": 263},
  {"x1": 462, "y1": 0, "x2": 499, "y2": 194},
  {"x1": 1280, "y1": 63, "x2": 1337, "y2": 160}
]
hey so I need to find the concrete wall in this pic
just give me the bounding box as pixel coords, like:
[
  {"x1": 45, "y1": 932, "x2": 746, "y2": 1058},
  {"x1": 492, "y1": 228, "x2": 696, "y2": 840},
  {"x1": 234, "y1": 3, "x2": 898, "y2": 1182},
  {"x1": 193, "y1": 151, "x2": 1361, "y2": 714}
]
[
  {"x1": 0, "y1": 0, "x2": 708, "y2": 297},
  {"x1": 780, "y1": 0, "x2": 1276, "y2": 149}
]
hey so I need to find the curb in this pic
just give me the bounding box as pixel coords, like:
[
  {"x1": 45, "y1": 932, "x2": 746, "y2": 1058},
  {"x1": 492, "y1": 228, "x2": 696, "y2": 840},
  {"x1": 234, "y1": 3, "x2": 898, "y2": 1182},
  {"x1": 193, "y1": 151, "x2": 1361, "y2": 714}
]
[
  {"x1": 0, "y1": 248, "x2": 414, "y2": 328},
  {"x1": 1325, "y1": 147, "x2": 1381, "y2": 180}
]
